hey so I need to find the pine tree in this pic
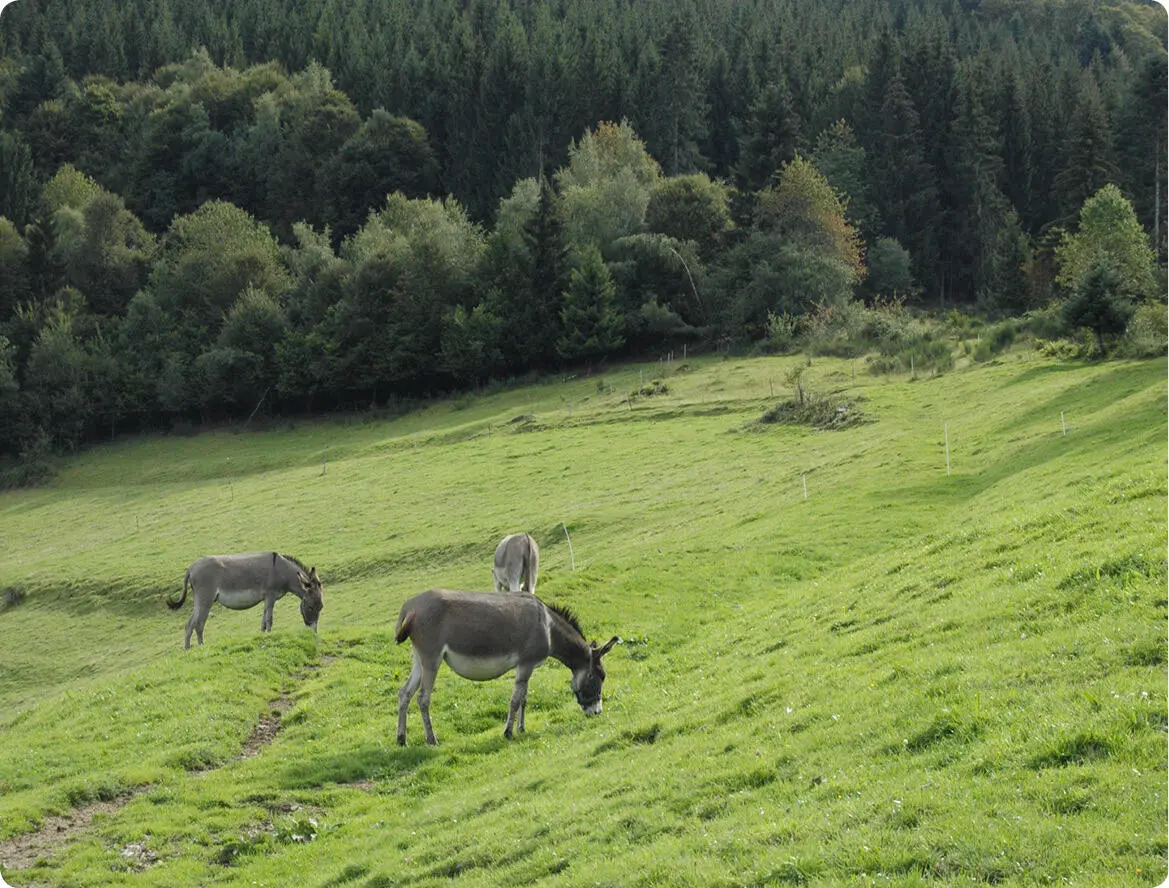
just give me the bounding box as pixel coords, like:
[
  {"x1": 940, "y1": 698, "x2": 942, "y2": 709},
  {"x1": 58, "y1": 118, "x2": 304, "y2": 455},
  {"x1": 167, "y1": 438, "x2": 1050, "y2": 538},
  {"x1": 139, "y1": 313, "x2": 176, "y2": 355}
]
[
  {"x1": 1052, "y1": 73, "x2": 1119, "y2": 225},
  {"x1": 736, "y1": 80, "x2": 801, "y2": 193},
  {"x1": 1117, "y1": 56, "x2": 1168, "y2": 258},
  {"x1": 812, "y1": 120, "x2": 878, "y2": 238},
  {"x1": 998, "y1": 72, "x2": 1033, "y2": 228},
  {"x1": 869, "y1": 71, "x2": 939, "y2": 291},
  {"x1": 645, "y1": 14, "x2": 707, "y2": 176},
  {"x1": 1063, "y1": 260, "x2": 1131, "y2": 355},
  {"x1": 939, "y1": 67, "x2": 1012, "y2": 303},
  {"x1": 558, "y1": 244, "x2": 624, "y2": 364},
  {"x1": 519, "y1": 177, "x2": 572, "y2": 367},
  {"x1": 0, "y1": 133, "x2": 38, "y2": 229}
]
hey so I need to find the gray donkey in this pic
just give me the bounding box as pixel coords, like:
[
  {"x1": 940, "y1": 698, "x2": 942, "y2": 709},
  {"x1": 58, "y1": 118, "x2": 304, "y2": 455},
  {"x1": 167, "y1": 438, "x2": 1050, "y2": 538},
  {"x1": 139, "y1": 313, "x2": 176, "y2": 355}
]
[
  {"x1": 492, "y1": 532, "x2": 539, "y2": 594},
  {"x1": 169, "y1": 552, "x2": 323, "y2": 649},
  {"x1": 394, "y1": 588, "x2": 618, "y2": 745}
]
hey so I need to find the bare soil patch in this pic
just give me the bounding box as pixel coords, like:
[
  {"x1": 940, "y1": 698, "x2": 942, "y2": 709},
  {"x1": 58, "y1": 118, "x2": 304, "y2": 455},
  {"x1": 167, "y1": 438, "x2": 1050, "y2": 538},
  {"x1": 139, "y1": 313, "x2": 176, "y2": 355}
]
[
  {"x1": 240, "y1": 696, "x2": 293, "y2": 759},
  {"x1": 0, "y1": 796, "x2": 133, "y2": 871}
]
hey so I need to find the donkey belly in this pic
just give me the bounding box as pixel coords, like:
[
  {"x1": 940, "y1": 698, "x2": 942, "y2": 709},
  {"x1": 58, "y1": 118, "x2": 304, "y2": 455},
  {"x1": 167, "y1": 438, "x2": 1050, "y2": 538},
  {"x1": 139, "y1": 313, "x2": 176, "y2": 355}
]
[
  {"x1": 442, "y1": 648, "x2": 524, "y2": 681},
  {"x1": 216, "y1": 588, "x2": 272, "y2": 610}
]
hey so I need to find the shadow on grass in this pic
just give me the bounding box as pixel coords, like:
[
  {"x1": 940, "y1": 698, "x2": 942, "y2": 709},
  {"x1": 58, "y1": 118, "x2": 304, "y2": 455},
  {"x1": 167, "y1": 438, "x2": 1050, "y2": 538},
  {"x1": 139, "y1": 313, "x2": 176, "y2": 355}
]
[
  {"x1": 878, "y1": 392, "x2": 1164, "y2": 509},
  {"x1": 996, "y1": 361, "x2": 1166, "y2": 433},
  {"x1": 280, "y1": 743, "x2": 438, "y2": 789}
]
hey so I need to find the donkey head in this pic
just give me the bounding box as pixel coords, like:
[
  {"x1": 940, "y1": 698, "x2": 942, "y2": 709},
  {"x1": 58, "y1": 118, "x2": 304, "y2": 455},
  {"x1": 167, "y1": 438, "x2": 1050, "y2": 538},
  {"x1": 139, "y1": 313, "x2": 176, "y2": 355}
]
[
  {"x1": 571, "y1": 636, "x2": 619, "y2": 716},
  {"x1": 298, "y1": 566, "x2": 323, "y2": 633}
]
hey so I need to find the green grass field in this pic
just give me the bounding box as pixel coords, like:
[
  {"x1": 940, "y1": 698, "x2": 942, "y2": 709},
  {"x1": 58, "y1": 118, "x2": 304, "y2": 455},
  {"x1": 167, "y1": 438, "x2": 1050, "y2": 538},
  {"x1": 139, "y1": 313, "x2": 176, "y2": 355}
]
[{"x1": 0, "y1": 349, "x2": 1165, "y2": 887}]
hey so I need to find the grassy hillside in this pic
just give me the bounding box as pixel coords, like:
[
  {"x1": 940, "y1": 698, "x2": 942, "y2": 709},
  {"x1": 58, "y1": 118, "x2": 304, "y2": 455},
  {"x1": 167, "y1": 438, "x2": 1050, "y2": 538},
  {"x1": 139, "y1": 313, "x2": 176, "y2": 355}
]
[{"x1": 0, "y1": 350, "x2": 1165, "y2": 887}]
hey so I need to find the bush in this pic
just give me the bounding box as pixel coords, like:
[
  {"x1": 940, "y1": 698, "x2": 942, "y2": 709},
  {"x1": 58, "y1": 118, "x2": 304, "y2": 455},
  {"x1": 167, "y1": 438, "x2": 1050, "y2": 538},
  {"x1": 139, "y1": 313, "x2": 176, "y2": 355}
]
[
  {"x1": 867, "y1": 337, "x2": 954, "y2": 376},
  {"x1": 631, "y1": 379, "x2": 669, "y2": 399},
  {"x1": 757, "y1": 392, "x2": 864, "y2": 430},
  {"x1": 1122, "y1": 302, "x2": 1168, "y2": 357},
  {"x1": 801, "y1": 298, "x2": 927, "y2": 359},
  {"x1": 760, "y1": 311, "x2": 802, "y2": 354},
  {"x1": 969, "y1": 320, "x2": 1017, "y2": 363}
]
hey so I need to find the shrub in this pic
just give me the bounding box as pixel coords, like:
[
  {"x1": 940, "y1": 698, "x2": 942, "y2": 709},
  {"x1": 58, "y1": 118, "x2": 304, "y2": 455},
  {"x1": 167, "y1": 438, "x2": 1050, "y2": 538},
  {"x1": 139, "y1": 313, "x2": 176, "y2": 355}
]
[
  {"x1": 970, "y1": 320, "x2": 1017, "y2": 363},
  {"x1": 760, "y1": 311, "x2": 801, "y2": 354},
  {"x1": 868, "y1": 337, "x2": 954, "y2": 376},
  {"x1": 631, "y1": 379, "x2": 669, "y2": 399},
  {"x1": 1122, "y1": 302, "x2": 1168, "y2": 357}
]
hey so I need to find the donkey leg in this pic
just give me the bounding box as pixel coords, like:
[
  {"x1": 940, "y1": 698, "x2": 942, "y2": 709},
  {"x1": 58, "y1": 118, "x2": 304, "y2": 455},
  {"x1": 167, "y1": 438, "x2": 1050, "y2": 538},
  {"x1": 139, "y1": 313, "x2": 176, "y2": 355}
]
[
  {"x1": 397, "y1": 651, "x2": 423, "y2": 745},
  {"x1": 261, "y1": 593, "x2": 276, "y2": 632},
  {"x1": 504, "y1": 665, "x2": 534, "y2": 739},
  {"x1": 417, "y1": 663, "x2": 441, "y2": 746},
  {"x1": 192, "y1": 601, "x2": 210, "y2": 646},
  {"x1": 184, "y1": 611, "x2": 197, "y2": 650}
]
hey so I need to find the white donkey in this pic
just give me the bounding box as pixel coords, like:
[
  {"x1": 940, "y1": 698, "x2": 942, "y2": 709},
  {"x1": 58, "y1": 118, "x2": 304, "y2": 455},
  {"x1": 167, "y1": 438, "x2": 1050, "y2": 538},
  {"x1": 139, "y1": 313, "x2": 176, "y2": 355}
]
[
  {"x1": 169, "y1": 552, "x2": 323, "y2": 649},
  {"x1": 394, "y1": 588, "x2": 618, "y2": 745},
  {"x1": 493, "y1": 532, "x2": 539, "y2": 594}
]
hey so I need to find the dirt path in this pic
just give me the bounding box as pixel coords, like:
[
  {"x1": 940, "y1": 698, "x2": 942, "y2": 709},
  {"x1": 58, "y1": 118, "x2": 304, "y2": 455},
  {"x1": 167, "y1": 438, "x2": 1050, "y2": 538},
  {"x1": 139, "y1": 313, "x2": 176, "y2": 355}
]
[
  {"x1": 0, "y1": 796, "x2": 133, "y2": 873},
  {"x1": 1, "y1": 661, "x2": 324, "y2": 875}
]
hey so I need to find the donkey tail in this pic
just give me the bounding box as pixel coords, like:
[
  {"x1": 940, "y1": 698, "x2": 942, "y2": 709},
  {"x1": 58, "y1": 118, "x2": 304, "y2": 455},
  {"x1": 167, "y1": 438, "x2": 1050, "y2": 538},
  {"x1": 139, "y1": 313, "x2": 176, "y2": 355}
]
[
  {"x1": 167, "y1": 571, "x2": 191, "y2": 610},
  {"x1": 394, "y1": 610, "x2": 415, "y2": 644}
]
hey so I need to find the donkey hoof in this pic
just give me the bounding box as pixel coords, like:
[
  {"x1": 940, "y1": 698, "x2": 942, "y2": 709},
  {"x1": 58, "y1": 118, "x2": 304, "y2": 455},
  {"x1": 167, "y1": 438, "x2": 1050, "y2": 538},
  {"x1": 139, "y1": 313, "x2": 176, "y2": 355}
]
[
  {"x1": 396, "y1": 735, "x2": 406, "y2": 746},
  {"x1": 504, "y1": 728, "x2": 514, "y2": 740}
]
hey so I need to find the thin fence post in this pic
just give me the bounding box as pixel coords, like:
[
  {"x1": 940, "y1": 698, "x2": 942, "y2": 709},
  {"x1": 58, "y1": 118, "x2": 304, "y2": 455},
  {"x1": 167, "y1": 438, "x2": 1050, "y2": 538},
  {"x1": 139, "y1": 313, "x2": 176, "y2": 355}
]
[
  {"x1": 802, "y1": 474, "x2": 808, "y2": 501},
  {"x1": 322, "y1": 456, "x2": 327, "y2": 475},
  {"x1": 1061, "y1": 411, "x2": 1066, "y2": 436},
  {"x1": 944, "y1": 423, "x2": 951, "y2": 476},
  {"x1": 562, "y1": 522, "x2": 576, "y2": 571}
]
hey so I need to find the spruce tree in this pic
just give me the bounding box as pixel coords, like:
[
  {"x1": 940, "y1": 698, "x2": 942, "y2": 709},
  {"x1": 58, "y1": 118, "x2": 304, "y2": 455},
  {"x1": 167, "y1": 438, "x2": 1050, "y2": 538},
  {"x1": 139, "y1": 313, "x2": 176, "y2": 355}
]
[
  {"x1": 736, "y1": 80, "x2": 801, "y2": 193},
  {"x1": 558, "y1": 244, "x2": 624, "y2": 364},
  {"x1": 1063, "y1": 260, "x2": 1131, "y2": 356},
  {"x1": 870, "y1": 72, "x2": 938, "y2": 292},
  {"x1": 1052, "y1": 73, "x2": 1119, "y2": 225},
  {"x1": 940, "y1": 67, "x2": 1012, "y2": 303},
  {"x1": 520, "y1": 177, "x2": 571, "y2": 367}
]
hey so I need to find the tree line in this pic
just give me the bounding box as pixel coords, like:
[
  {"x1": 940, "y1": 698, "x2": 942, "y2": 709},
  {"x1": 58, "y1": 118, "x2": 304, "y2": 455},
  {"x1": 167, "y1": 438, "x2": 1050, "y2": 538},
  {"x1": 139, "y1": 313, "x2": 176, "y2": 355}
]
[{"x1": 0, "y1": 0, "x2": 1164, "y2": 473}]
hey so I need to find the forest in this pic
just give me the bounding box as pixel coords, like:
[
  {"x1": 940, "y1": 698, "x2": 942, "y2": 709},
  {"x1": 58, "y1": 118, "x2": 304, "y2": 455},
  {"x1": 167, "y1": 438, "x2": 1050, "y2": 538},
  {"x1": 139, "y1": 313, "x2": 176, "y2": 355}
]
[{"x1": 0, "y1": 0, "x2": 1164, "y2": 474}]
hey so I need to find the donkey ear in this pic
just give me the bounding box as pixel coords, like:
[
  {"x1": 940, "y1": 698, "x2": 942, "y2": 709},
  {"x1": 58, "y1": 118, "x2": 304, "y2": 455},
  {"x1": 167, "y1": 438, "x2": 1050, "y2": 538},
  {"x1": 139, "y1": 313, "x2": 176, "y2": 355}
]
[
  {"x1": 595, "y1": 636, "x2": 620, "y2": 657},
  {"x1": 309, "y1": 566, "x2": 317, "y2": 580}
]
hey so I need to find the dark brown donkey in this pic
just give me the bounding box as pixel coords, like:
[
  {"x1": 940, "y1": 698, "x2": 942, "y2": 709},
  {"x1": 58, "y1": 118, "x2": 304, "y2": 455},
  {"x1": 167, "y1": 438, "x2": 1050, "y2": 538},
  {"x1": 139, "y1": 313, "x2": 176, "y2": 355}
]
[{"x1": 394, "y1": 588, "x2": 619, "y2": 745}]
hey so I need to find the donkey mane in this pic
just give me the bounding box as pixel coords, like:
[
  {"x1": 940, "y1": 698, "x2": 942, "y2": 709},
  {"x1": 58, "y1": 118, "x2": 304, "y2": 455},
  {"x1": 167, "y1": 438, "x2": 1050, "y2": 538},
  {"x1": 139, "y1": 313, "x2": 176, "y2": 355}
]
[
  {"x1": 280, "y1": 552, "x2": 308, "y2": 573},
  {"x1": 545, "y1": 602, "x2": 584, "y2": 639}
]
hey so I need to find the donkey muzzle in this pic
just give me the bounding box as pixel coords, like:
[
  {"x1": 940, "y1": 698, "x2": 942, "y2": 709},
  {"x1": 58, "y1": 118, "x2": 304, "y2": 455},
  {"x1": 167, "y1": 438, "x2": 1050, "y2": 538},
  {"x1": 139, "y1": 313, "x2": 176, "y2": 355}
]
[{"x1": 582, "y1": 701, "x2": 602, "y2": 716}]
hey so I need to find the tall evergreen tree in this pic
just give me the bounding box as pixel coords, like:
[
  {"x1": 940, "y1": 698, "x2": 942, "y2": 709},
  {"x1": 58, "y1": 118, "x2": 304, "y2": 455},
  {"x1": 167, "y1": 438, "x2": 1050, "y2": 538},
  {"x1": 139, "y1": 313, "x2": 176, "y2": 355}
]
[
  {"x1": 0, "y1": 133, "x2": 38, "y2": 229},
  {"x1": 870, "y1": 71, "x2": 939, "y2": 294},
  {"x1": 519, "y1": 177, "x2": 572, "y2": 367},
  {"x1": 812, "y1": 120, "x2": 878, "y2": 238},
  {"x1": 998, "y1": 72, "x2": 1033, "y2": 228},
  {"x1": 939, "y1": 67, "x2": 1012, "y2": 303},
  {"x1": 736, "y1": 80, "x2": 801, "y2": 193},
  {"x1": 644, "y1": 13, "x2": 708, "y2": 176},
  {"x1": 1117, "y1": 55, "x2": 1168, "y2": 258},
  {"x1": 1052, "y1": 73, "x2": 1119, "y2": 226},
  {"x1": 558, "y1": 244, "x2": 624, "y2": 364}
]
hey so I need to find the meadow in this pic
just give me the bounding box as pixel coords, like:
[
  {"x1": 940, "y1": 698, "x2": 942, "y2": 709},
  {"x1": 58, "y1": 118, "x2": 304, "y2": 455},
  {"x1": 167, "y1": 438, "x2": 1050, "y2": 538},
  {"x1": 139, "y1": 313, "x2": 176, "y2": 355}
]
[{"x1": 0, "y1": 347, "x2": 1165, "y2": 887}]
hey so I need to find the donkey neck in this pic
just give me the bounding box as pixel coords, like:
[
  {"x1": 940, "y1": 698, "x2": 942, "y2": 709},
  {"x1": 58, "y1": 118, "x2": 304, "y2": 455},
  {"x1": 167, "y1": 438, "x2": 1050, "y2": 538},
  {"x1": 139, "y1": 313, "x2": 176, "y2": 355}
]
[
  {"x1": 545, "y1": 607, "x2": 591, "y2": 671},
  {"x1": 272, "y1": 553, "x2": 306, "y2": 598}
]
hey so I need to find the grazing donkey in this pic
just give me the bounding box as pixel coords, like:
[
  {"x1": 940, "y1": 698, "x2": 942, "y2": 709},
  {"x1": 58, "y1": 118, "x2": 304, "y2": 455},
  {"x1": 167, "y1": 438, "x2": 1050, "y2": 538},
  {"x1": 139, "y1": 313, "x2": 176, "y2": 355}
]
[
  {"x1": 493, "y1": 532, "x2": 540, "y2": 594},
  {"x1": 168, "y1": 552, "x2": 323, "y2": 649},
  {"x1": 394, "y1": 588, "x2": 618, "y2": 745}
]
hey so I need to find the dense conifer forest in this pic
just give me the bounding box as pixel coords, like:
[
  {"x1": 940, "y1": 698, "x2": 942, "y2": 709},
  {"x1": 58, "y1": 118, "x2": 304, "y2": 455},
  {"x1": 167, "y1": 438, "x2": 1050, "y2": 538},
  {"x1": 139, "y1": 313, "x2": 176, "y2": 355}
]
[{"x1": 0, "y1": 0, "x2": 1164, "y2": 473}]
